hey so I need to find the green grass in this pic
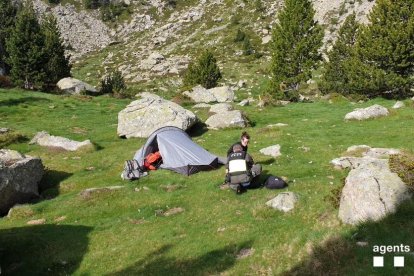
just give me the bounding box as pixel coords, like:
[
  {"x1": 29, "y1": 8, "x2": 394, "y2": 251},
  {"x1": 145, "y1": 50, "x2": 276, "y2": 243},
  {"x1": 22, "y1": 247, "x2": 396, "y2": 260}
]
[{"x1": 0, "y1": 88, "x2": 413, "y2": 275}]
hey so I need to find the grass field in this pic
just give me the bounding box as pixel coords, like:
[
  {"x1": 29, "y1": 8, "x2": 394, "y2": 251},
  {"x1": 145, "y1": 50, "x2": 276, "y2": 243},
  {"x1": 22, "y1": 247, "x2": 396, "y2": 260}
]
[{"x1": 0, "y1": 88, "x2": 413, "y2": 275}]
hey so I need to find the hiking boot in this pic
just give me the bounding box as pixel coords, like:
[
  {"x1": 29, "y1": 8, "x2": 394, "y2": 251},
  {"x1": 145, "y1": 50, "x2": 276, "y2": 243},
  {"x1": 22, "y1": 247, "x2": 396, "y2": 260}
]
[{"x1": 236, "y1": 184, "x2": 245, "y2": 195}]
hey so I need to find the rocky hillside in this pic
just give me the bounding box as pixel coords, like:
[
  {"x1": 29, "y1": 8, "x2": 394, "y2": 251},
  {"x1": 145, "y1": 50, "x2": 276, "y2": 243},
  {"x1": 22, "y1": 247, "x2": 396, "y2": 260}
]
[{"x1": 30, "y1": 0, "x2": 376, "y2": 89}]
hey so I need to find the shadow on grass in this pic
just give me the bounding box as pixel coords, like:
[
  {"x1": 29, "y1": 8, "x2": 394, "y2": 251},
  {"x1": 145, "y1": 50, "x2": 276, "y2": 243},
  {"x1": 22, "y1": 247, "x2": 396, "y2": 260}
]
[
  {"x1": 187, "y1": 121, "x2": 209, "y2": 137},
  {"x1": 0, "y1": 224, "x2": 92, "y2": 275},
  {"x1": 258, "y1": 158, "x2": 276, "y2": 165},
  {"x1": 108, "y1": 241, "x2": 253, "y2": 275},
  {"x1": 38, "y1": 169, "x2": 73, "y2": 199},
  {"x1": 0, "y1": 97, "x2": 50, "y2": 107},
  {"x1": 283, "y1": 200, "x2": 414, "y2": 276}
]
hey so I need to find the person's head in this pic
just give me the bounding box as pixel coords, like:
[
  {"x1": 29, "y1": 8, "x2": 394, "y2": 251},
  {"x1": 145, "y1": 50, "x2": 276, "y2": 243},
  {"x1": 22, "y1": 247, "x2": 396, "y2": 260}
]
[
  {"x1": 233, "y1": 144, "x2": 243, "y2": 153},
  {"x1": 240, "y1": 131, "x2": 250, "y2": 147}
]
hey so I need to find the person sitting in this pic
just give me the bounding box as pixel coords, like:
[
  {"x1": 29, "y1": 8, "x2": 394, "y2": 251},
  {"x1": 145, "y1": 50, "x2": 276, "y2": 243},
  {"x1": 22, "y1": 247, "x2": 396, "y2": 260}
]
[
  {"x1": 225, "y1": 144, "x2": 262, "y2": 194},
  {"x1": 227, "y1": 131, "x2": 250, "y2": 156}
]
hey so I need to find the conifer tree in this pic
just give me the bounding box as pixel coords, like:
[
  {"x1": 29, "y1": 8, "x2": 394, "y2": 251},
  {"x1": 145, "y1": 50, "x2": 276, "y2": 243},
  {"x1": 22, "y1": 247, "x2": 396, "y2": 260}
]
[
  {"x1": 270, "y1": 0, "x2": 323, "y2": 94},
  {"x1": 320, "y1": 13, "x2": 361, "y2": 94},
  {"x1": 42, "y1": 14, "x2": 71, "y2": 85},
  {"x1": 183, "y1": 50, "x2": 222, "y2": 89},
  {"x1": 0, "y1": 0, "x2": 18, "y2": 75},
  {"x1": 6, "y1": 2, "x2": 46, "y2": 88},
  {"x1": 357, "y1": 0, "x2": 414, "y2": 98}
]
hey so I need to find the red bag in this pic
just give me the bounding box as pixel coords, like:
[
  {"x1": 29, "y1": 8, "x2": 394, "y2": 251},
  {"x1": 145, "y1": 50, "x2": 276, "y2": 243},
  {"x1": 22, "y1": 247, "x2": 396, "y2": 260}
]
[{"x1": 144, "y1": 151, "x2": 162, "y2": 170}]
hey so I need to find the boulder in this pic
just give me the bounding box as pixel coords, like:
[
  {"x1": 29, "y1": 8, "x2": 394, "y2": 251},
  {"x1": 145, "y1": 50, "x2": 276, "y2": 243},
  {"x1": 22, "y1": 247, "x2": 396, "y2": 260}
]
[
  {"x1": 117, "y1": 93, "x2": 197, "y2": 138},
  {"x1": 205, "y1": 110, "x2": 247, "y2": 129},
  {"x1": 260, "y1": 145, "x2": 282, "y2": 158},
  {"x1": 209, "y1": 86, "x2": 234, "y2": 102},
  {"x1": 0, "y1": 150, "x2": 44, "y2": 214},
  {"x1": 183, "y1": 86, "x2": 216, "y2": 103},
  {"x1": 392, "y1": 101, "x2": 405, "y2": 109},
  {"x1": 344, "y1": 104, "x2": 389, "y2": 121},
  {"x1": 332, "y1": 147, "x2": 412, "y2": 225},
  {"x1": 30, "y1": 131, "x2": 92, "y2": 151},
  {"x1": 338, "y1": 161, "x2": 411, "y2": 225},
  {"x1": 266, "y1": 192, "x2": 298, "y2": 212},
  {"x1": 209, "y1": 103, "x2": 233, "y2": 114},
  {"x1": 184, "y1": 85, "x2": 234, "y2": 103},
  {"x1": 57, "y1": 77, "x2": 98, "y2": 95}
]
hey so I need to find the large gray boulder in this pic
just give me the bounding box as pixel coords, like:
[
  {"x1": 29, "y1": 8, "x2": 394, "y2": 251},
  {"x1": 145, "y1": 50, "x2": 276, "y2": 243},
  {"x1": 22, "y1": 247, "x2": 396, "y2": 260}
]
[
  {"x1": 345, "y1": 104, "x2": 389, "y2": 121},
  {"x1": 0, "y1": 149, "x2": 44, "y2": 214},
  {"x1": 338, "y1": 160, "x2": 411, "y2": 225},
  {"x1": 332, "y1": 147, "x2": 411, "y2": 225},
  {"x1": 57, "y1": 77, "x2": 98, "y2": 95},
  {"x1": 205, "y1": 110, "x2": 247, "y2": 129},
  {"x1": 117, "y1": 92, "x2": 198, "y2": 138},
  {"x1": 30, "y1": 131, "x2": 93, "y2": 151},
  {"x1": 184, "y1": 85, "x2": 234, "y2": 103},
  {"x1": 209, "y1": 103, "x2": 233, "y2": 114}
]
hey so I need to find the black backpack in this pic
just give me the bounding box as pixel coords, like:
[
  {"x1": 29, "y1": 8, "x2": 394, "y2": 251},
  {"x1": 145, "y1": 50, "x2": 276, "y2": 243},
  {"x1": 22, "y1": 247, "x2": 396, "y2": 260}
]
[{"x1": 264, "y1": 175, "x2": 287, "y2": 189}]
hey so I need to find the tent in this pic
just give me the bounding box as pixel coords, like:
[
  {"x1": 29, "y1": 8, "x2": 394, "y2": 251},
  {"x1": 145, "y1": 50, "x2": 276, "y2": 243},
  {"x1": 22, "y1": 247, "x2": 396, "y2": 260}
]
[{"x1": 133, "y1": 126, "x2": 223, "y2": 175}]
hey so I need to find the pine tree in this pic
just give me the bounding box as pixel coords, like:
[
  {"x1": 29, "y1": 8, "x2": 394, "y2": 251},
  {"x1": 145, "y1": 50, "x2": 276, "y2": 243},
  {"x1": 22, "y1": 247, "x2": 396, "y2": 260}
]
[
  {"x1": 42, "y1": 14, "x2": 71, "y2": 86},
  {"x1": 270, "y1": 0, "x2": 323, "y2": 95},
  {"x1": 183, "y1": 50, "x2": 222, "y2": 89},
  {"x1": 357, "y1": 0, "x2": 414, "y2": 98},
  {"x1": 0, "y1": 0, "x2": 18, "y2": 75},
  {"x1": 320, "y1": 13, "x2": 361, "y2": 94},
  {"x1": 6, "y1": 2, "x2": 46, "y2": 88}
]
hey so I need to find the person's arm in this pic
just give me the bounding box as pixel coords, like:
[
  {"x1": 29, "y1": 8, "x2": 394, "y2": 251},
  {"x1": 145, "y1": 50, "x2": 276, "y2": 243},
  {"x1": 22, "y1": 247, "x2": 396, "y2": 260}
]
[
  {"x1": 227, "y1": 144, "x2": 234, "y2": 156},
  {"x1": 246, "y1": 154, "x2": 254, "y2": 169}
]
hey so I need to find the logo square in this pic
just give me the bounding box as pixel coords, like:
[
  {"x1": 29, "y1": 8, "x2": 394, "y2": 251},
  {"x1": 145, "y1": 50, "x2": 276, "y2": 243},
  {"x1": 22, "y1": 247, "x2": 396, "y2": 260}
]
[
  {"x1": 373, "y1": 256, "x2": 384, "y2": 267},
  {"x1": 394, "y1": 256, "x2": 405, "y2": 267}
]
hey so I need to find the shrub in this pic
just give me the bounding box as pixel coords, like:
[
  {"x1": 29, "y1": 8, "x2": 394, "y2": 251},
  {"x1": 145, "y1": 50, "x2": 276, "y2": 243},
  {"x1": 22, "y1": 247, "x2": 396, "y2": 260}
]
[
  {"x1": 100, "y1": 70, "x2": 126, "y2": 95},
  {"x1": 234, "y1": 29, "x2": 246, "y2": 42},
  {"x1": 183, "y1": 50, "x2": 222, "y2": 89},
  {"x1": 101, "y1": 3, "x2": 128, "y2": 22},
  {"x1": 390, "y1": 153, "x2": 414, "y2": 188},
  {"x1": 242, "y1": 36, "x2": 253, "y2": 56}
]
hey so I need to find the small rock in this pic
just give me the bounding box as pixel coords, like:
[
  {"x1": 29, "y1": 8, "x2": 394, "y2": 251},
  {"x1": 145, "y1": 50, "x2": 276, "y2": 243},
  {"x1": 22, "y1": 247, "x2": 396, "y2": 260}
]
[
  {"x1": 392, "y1": 101, "x2": 404, "y2": 109},
  {"x1": 267, "y1": 123, "x2": 288, "y2": 127},
  {"x1": 0, "y1": 128, "x2": 10, "y2": 134},
  {"x1": 54, "y1": 216, "x2": 66, "y2": 222},
  {"x1": 266, "y1": 192, "x2": 298, "y2": 212},
  {"x1": 236, "y1": 248, "x2": 255, "y2": 259},
  {"x1": 27, "y1": 218, "x2": 46, "y2": 225},
  {"x1": 163, "y1": 207, "x2": 185, "y2": 216},
  {"x1": 260, "y1": 145, "x2": 282, "y2": 158}
]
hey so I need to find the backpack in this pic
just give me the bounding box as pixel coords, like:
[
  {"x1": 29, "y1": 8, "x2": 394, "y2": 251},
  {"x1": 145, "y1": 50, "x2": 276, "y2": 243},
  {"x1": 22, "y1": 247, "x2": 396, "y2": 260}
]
[
  {"x1": 121, "y1": 159, "x2": 147, "y2": 180},
  {"x1": 264, "y1": 175, "x2": 287, "y2": 189},
  {"x1": 144, "y1": 151, "x2": 162, "y2": 170}
]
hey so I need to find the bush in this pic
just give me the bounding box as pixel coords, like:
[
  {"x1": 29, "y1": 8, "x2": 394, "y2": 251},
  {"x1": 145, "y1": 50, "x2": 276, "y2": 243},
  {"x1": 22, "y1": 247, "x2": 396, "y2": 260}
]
[
  {"x1": 48, "y1": 0, "x2": 60, "y2": 4},
  {"x1": 84, "y1": 0, "x2": 106, "y2": 9},
  {"x1": 242, "y1": 36, "x2": 253, "y2": 56},
  {"x1": 390, "y1": 153, "x2": 414, "y2": 188},
  {"x1": 100, "y1": 70, "x2": 126, "y2": 95},
  {"x1": 101, "y1": 3, "x2": 128, "y2": 22},
  {"x1": 234, "y1": 29, "x2": 246, "y2": 42},
  {"x1": 183, "y1": 50, "x2": 222, "y2": 89}
]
